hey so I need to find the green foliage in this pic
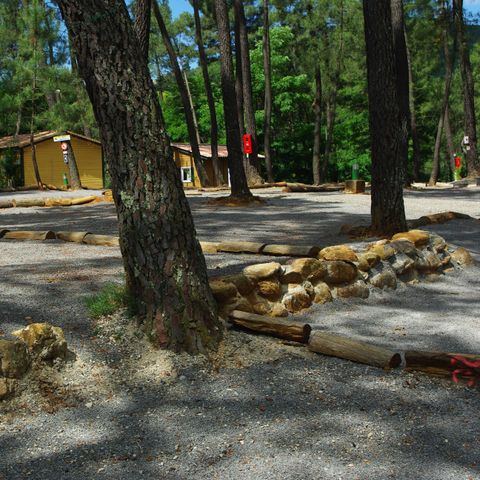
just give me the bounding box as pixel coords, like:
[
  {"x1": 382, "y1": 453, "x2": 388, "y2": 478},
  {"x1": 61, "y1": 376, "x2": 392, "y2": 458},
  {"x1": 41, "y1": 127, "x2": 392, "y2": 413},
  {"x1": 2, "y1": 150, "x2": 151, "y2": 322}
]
[{"x1": 85, "y1": 283, "x2": 132, "y2": 319}]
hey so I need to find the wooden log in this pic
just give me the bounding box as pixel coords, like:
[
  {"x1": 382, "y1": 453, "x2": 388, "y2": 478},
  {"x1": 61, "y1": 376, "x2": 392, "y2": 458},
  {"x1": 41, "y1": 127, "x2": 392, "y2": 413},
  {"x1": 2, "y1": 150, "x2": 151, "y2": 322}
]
[
  {"x1": 0, "y1": 200, "x2": 13, "y2": 209},
  {"x1": 229, "y1": 310, "x2": 311, "y2": 343},
  {"x1": 308, "y1": 330, "x2": 401, "y2": 369},
  {"x1": 82, "y1": 233, "x2": 120, "y2": 246},
  {"x1": 45, "y1": 198, "x2": 73, "y2": 207},
  {"x1": 217, "y1": 241, "x2": 266, "y2": 254},
  {"x1": 200, "y1": 241, "x2": 219, "y2": 254},
  {"x1": 0, "y1": 229, "x2": 10, "y2": 238},
  {"x1": 261, "y1": 244, "x2": 320, "y2": 258},
  {"x1": 405, "y1": 351, "x2": 480, "y2": 378},
  {"x1": 12, "y1": 198, "x2": 46, "y2": 208},
  {"x1": 70, "y1": 196, "x2": 97, "y2": 205},
  {"x1": 56, "y1": 231, "x2": 90, "y2": 243},
  {"x1": 282, "y1": 183, "x2": 344, "y2": 193},
  {"x1": 3, "y1": 230, "x2": 56, "y2": 241}
]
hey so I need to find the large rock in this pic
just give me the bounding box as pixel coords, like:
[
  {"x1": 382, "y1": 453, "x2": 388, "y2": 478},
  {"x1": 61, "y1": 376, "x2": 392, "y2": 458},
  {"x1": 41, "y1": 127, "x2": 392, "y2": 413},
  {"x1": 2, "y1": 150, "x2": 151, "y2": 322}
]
[
  {"x1": 12, "y1": 323, "x2": 67, "y2": 361},
  {"x1": 389, "y1": 239, "x2": 417, "y2": 257},
  {"x1": 323, "y1": 261, "x2": 358, "y2": 285},
  {"x1": 356, "y1": 252, "x2": 381, "y2": 272},
  {"x1": 313, "y1": 282, "x2": 333, "y2": 304},
  {"x1": 243, "y1": 262, "x2": 282, "y2": 280},
  {"x1": 318, "y1": 245, "x2": 358, "y2": 262},
  {"x1": 368, "y1": 263, "x2": 397, "y2": 290},
  {"x1": 284, "y1": 258, "x2": 327, "y2": 283},
  {"x1": 246, "y1": 292, "x2": 272, "y2": 315},
  {"x1": 0, "y1": 339, "x2": 31, "y2": 378},
  {"x1": 0, "y1": 378, "x2": 16, "y2": 401},
  {"x1": 367, "y1": 242, "x2": 395, "y2": 260},
  {"x1": 336, "y1": 280, "x2": 370, "y2": 299},
  {"x1": 414, "y1": 249, "x2": 442, "y2": 272},
  {"x1": 451, "y1": 247, "x2": 475, "y2": 267},
  {"x1": 219, "y1": 295, "x2": 253, "y2": 317},
  {"x1": 429, "y1": 234, "x2": 447, "y2": 253},
  {"x1": 221, "y1": 274, "x2": 255, "y2": 296},
  {"x1": 389, "y1": 252, "x2": 415, "y2": 275},
  {"x1": 258, "y1": 279, "x2": 282, "y2": 300},
  {"x1": 209, "y1": 280, "x2": 239, "y2": 302},
  {"x1": 282, "y1": 287, "x2": 312, "y2": 313},
  {"x1": 391, "y1": 229, "x2": 430, "y2": 247},
  {"x1": 270, "y1": 303, "x2": 289, "y2": 318}
]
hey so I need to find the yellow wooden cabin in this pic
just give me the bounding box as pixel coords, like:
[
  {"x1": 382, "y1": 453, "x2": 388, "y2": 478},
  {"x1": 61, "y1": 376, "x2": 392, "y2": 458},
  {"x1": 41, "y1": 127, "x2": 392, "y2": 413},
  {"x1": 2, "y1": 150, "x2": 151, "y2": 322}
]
[{"x1": 0, "y1": 130, "x2": 103, "y2": 189}]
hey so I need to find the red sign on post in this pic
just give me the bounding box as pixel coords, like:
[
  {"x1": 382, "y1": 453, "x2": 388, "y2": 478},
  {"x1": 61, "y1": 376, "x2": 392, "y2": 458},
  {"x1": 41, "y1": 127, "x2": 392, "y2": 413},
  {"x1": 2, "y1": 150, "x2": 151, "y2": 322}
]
[
  {"x1": 243, "y1": 134, "x2": 253, "y2": 154},
  {"x1": 60, "y1": 142, "x2": 68, "y2": 151},
  {"x1": 455, "y1": 155, "x2": 462, "y2": 169}
]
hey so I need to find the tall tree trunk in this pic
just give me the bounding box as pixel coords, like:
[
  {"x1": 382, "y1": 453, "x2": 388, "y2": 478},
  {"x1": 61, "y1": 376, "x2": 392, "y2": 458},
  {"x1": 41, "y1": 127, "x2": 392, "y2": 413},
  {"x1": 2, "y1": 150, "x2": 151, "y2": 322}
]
[
  {"x1": 404, "y1": 24, "x2": 421, "y2": 181},
  {"x1": 391, "y1": 0, "x2": 410, "y2": 186},
  {"x1": 444, "y1": 105, "x2": 455, "y2": 174},
  {"x1": 453, "y1": 0, "x2": 480, "y2": 176},
  {"x1": 312, "y1": 65, "x2": 322, "y2": 185},
  {"x1": 152, "y1": 0, "x2": 211, "y2": 187},
  {"x1": 133, "y1": 0, "x2": 151, "y2": 61},
  {"x1": 234, "y1": 9, "x2": 246, "y2": 165},
  {"x1": 363, "y1": 0, "x2": 407, "y2": 235},
  {"x1": 214, "y1": 0, "x2": 252, "y2": 198},
  {"x1": 263, "y1": 0, "x2": 274, "y2": 183},
  {"x1": 15, "y1": 108, "x2": 22, "y2": 138},
  {"x1": 55, "y1": 0, "x2": 222, "y2": 354},
  {"x1": 234, "y1": 0, "x2": 263, "y2": 185},
  {"x1": 183, "y1": 70, "x2": 201, "y2": 146},
  {"x1": 192, "y1": 0, "x2": 224, "y2": 185},
  {"x1": 66, "y1": 140, "x2": 82, "y2": 189},
  {"x1": 429, "y1": 112, "x2": 444, "y2": 186}
]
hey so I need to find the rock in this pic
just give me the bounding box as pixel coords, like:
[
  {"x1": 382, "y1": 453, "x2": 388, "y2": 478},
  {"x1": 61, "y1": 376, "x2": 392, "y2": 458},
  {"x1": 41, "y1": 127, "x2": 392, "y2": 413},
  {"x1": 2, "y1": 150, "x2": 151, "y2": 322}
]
[
  {"x1": 246, "y1": 293, "x2": 272, "y2": 315},
  {"x1": 414, "y1": 250, "x2": 442, "y2": 272},
  {"x1": 336, "y1": 280, "x2": 370, "y2": 299},
  {"x1": 279, "y1": 266, "x2": 303, "y2": 285},
  {"x1": 391, "y1": 229, "x2": 430, "y2": 246},
  {"x1": 217, "y1": 241, "x2": 266, "y2": 254},
  {"x1": 12, "y1": 323, "x2": 67, "y2": 361},
  {"x1": 302, "y1": 281, "x2": 315, "y2": 299},
  {"x1": 209, "y1": 280, "x2": 238, "y2": 303},
  {"x1": 0, "y1": 340, "x2": 31, "y2": 378},
  {"x1": 429, "y1": 234, "x2": 447, "y2": 253},
  {"x1": 398, "y1": 268, "x2": 420, "y2": 284},
  {"x1": 389, "y1": 253, "x2": 415, "y2": 275},
  {"x1": 270, "y1": 303, "x2": 289, "y2": 318},
  {"x1": 258, "y1": 279, "x2": 282, "y2": 300},
  {"x1": 261, "y1": 244, "x2": 320, "y2": 258},
  {"x1": 312, "y1": 282, "x2": 333, "y2": 304},
  {"x1": 356, "y1": 252, "x2": 381, "y2": 271},
  {"x1": 219, "y1": 295, "x2": 253, "y2": 317},
  {"x1": 318, "y1": 245, "x2": 358, "y2": 262},
  {"x1": 451, "y1": 247, "x2": 475, "y2": 267},
  {"x1": 324, "y1": 261, "x2": 358, "y2": 285},
  {"x1": 284, "y1": 258, "x2": 327, "y2": 282},
  {"x1": 367, "y1": 243, "x2": 395, "y2": 260},
  {"x1": 389, "y1": 240, "x2": 417, "y2": 256},
  {"x1": 368, "y1": 263, "x2": 397, "y2": 290},
  {"x1": 219, "y1": 274, "x2": 254, "y2": 296},
  {"x1": 0, "y1": 378, "x2": 16, "y2": 401},
  {"x1": 243, "y1": 262, "x2": 282, "y2": 280},
  {"x1": 282, "y1": 287, "x2": 312, "y2": 313}
]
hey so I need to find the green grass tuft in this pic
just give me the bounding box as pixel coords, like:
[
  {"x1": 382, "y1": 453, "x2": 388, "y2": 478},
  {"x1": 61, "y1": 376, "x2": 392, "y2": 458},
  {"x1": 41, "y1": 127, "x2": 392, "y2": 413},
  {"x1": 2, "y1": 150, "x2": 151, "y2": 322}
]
[{"x1": 85, "y1": 283, "x2": 130, "y2": 319}]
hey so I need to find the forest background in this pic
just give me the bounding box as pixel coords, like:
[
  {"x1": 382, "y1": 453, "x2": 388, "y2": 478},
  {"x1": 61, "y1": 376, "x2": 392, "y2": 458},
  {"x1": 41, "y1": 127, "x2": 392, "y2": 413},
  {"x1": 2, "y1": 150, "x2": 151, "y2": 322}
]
[{"x1": 1, "y1": 0, "x2": 480, "y2": 186}]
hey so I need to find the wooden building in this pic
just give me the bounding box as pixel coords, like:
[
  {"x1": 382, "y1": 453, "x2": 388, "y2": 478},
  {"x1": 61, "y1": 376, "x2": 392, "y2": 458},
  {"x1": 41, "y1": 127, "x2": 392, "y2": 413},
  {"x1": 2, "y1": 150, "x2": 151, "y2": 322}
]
[
  {"x1": 171, "y1": 143, "x2": 229, "y2": 187},
  {"x1": 0, "y1": 130, "x2": 103, "y2": 189}
]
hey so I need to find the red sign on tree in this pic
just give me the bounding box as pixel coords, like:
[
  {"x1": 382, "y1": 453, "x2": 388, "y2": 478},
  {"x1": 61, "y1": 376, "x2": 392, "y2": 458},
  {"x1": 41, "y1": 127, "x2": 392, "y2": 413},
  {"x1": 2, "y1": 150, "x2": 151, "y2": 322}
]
[{"x1": 243, "y1": 134, "x2": 253, "y2": 154}]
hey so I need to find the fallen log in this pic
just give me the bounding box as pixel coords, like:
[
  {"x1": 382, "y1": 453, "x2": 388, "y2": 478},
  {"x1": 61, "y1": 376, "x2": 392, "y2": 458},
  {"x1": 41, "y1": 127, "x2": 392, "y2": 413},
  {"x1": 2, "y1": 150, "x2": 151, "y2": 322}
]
[
  {"x1": 56, "y1": 231, "x2": 90, "y2": 243},
  {"x1": 217, "y1": 241, "x2": 266, "y2": 254},
  {"x1": 45, "y1": 198, "x2": 73, "y2": 207},
  {"x1": 3, "y1": 230, "x2": 56, "y2": 241},
  {"x1": 0, "y1": 229, "x2": 10, "y2": 238},
  {"x1": 308, "y1": 330, "x2": 401, "y2": 369},
  {"x1": 261, "y1": 244, "x2": 320, "y2": 258},
  {"x1": 200, "y1": 241, "x2": 219, "y2": 254},
  {"x1": 229, "y1": 310, "x2": 311, "y2": 343},
  {"x1": 0, "y1": 200, "x2": 13, "y2": 209},
  {"x1": 282, "y1": 183, "x2": 344, "y2": 193},
  {"x1": 405, "y1": 351, "x2": 480, "y2": 381},
  {"x1": 70, "y1": 196, "x2": 97, "y2": 206},
  {"x1": 82, "y1": 233, "x2": 120, "y2": 247},
  {"x1": 12, "y1": 198, "x2": 46, "y2": 208}
]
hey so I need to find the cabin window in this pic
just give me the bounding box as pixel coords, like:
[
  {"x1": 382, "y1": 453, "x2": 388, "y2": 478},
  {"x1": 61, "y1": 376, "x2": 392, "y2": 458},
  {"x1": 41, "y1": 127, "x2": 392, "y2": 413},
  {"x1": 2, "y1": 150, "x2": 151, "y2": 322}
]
[{"x1": 181, "y1": 167, "x2": 193, "y2": 183}]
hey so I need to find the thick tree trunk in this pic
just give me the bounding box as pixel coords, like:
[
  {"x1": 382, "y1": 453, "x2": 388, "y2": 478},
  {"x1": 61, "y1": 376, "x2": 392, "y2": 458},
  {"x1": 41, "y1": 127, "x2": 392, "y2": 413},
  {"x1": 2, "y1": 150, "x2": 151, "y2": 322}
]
[
  {"x1": 234, "y1": 0, "x2": 263, "y2": 185},
  {"x1": 312, "y1": 65, "x2": 322, "y2": 185},
  {"x1": 263, "y1": 0, "x2": 274, "y2": 183},
  {"x1": 183, "y1": 70, "x2": 201, "y2": 146},
  {"x1": 453, "y1": 0, "x2": 480, "y2": 176},
  {"x1": 405, "y1": 25, "x2": 421, "y2": 182},
  {"x1": 391, "y1": 0, "x2": 410, "y2": 186},
  {"x1": 193, "y1": 0, "x2": 224, "y2": 186},
  {"x1": 133, "y1": 0, "x2": 151, "y2": 61},
  {"x1": 322, "y1": 94, "x2": 337, "y2": 182},
  {"x1": 152, "y1": 0, "x2": 211, "y2": 187},
  {"x1": 214, "y1": 0, "x2": 252, "y2": 198},
  {"x1": 429, "y1": 112, "x2": 444, "y2": 186},
  {"x1": 66, "y1": 141, "x2": 82, "y2": 189},
  {"x1": 363, "y1": 0, "x2": 407, "y2": 235},
  {"x1": 234, "y1": 13, "x2": 246, "y2": 165},
  {"x1": 55, "y1": 0, "x2": 223, "y2": 354},
  {"x1": 444, "y1": 105, "x2": 455, "y2": 174}
]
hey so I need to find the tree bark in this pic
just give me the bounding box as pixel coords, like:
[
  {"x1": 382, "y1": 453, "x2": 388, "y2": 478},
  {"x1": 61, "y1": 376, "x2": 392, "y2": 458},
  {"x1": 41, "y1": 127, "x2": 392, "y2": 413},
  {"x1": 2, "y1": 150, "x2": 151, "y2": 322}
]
[
  {"x1": 444, "y1": 105, "x2": 455, "y2": 175},
  {"x1": 234, "y1": 0, "x2": 263, "y2": 185},
  {"x1": 312, "y1": 65, "x2": 322, "y2": 185},
  {"x1": 192, "y1": 0, "x2": 224, "y2": 185},
  {"x1": 363, "y1": 0, "x2": 407, "y2": 235},
  {"x1": 391, "y1": 0, "x2": 410, "y2": 186},
  {"x1": 183, "y1": 69, "x2": 201, "y2": 146},
  {"x1": 55, "y1": 0, "x2": 223, "y2": 354},
  {"x1": 234, "y1": 11, "x2": 246, "y2": 165},
  {"x1": 453, "y1": 0, "x2": 480, "y2": 176},
  {"x1": 429, "y1": 112, "x2": 444, "y2": 186},
  {"x1": 66, "y1": 140, "x2": 82, "y2": 189},
  {"x1": 152, "y1": 0, "x2": 211, "y2": 187},
  {"x1": 214, "y1": 0, "x2": 252, "y2": 198},
  {"x1": 133, "y1": 0, "x2": 151, "y2": 62},
  {"x1": 263, "y1": 0, "x2": 274, "y2": 183}
]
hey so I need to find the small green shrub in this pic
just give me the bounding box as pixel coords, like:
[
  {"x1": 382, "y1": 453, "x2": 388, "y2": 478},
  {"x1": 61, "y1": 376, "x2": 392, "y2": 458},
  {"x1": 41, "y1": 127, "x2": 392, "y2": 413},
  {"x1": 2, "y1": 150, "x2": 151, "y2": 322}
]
[{"x1": 85, "y1": 283, "x2": 130, "y2": 319}]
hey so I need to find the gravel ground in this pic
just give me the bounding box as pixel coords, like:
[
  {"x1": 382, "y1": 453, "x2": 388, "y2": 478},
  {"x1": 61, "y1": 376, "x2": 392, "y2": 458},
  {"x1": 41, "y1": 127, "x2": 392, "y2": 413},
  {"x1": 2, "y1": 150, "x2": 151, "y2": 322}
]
[{"x1": 1, "y1": 187, "x2": 480, "y2": 480}]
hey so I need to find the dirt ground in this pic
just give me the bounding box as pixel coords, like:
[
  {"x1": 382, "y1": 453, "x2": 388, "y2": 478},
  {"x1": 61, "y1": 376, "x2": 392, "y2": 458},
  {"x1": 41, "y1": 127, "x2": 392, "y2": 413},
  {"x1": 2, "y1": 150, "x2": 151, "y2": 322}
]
[{"x1": 1, "y1": 186, "x2": 479, "y2": 480}]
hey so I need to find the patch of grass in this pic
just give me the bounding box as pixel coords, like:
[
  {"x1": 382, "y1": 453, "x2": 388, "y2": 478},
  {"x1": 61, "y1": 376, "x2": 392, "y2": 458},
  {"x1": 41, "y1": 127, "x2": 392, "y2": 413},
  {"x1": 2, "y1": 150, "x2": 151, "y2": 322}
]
[{"x1": 85, "y1": 283, "x2": 130, "y2": 319}]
